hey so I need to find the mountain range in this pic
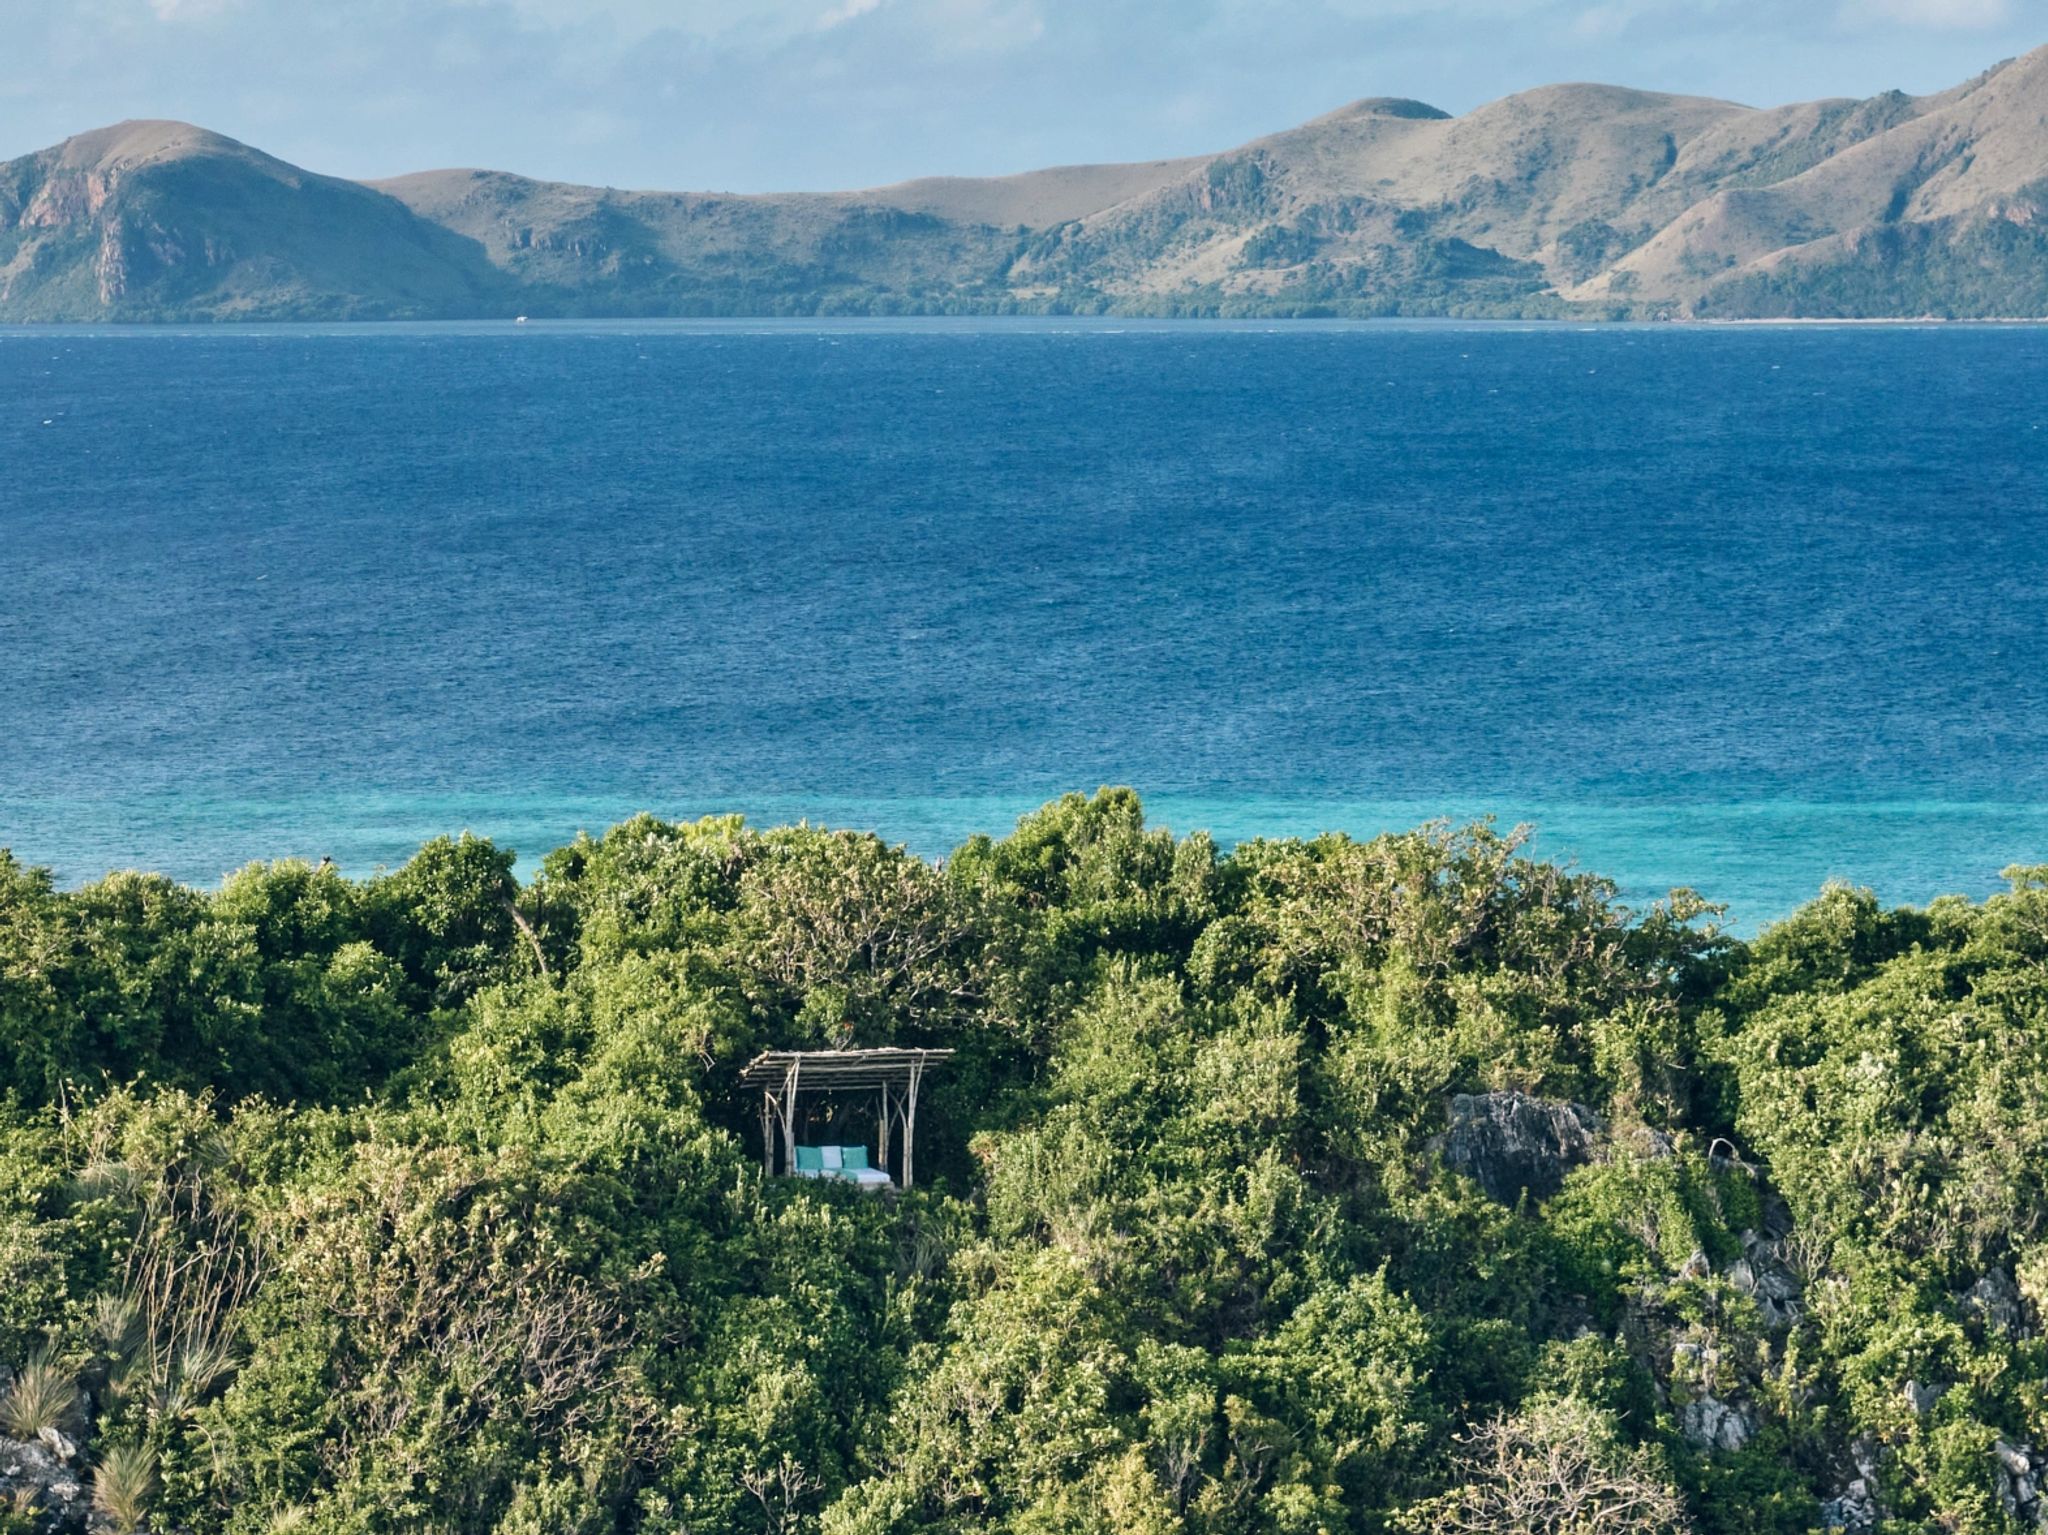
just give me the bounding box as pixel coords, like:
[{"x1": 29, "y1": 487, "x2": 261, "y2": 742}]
[{"x1": 5, "y1": 45, "x2": 2048, "y2": 322}]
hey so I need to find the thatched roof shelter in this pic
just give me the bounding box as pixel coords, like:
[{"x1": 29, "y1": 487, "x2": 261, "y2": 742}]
[{"x1": 738, "y1": 1047, "x2": 953, "y2": 1189}]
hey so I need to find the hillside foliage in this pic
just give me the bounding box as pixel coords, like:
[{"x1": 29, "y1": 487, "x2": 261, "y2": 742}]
[{"x1": 2, "y1": 792, "x2": 2045, "y2": 1534}]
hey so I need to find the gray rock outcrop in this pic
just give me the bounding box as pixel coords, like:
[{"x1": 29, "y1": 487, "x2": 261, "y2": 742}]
[
  {"x1": 1993, "y1": 1439, "x2": 2045, "y2": 1526},
  {"x1": 1439, "y1": 1091, "x2": 1601, "y2": 1204},
  {"x1": 1820, "y1": 1439, "x2": 1885, "y2": 1531},
  {"x1": 1729, "y1": 1229, "x2": 1804, "y2": 1328},
  {"x1": 1962, "y1": 1269, "x2": 2029, "y2": 1337},
  {"x1": 0, "y1": 1435, "x2": 89, "y2": 1533},
  {"x1": 1678, "y1": 1393, "x2": 1756, "y2": 1454}
]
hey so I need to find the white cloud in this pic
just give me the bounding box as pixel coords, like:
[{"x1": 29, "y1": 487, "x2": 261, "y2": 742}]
[
  {"x1": 817, "y1": 0, "x2": 883, "y2": 27},
  {"x1": 920, "y1": 0, "x2": 1046, "y2": 52},
  {"x1": 448, "y1": 0, "x2": 826, "y2": 45},
  {"x1": 1572, "y1": 1, "x2": 1641, "y2": 37},
  {"x1": 1846, "y1": 0, "x2": 2009, "y2": 26}
]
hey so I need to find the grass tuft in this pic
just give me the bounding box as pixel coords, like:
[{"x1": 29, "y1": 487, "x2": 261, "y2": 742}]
[
  {"x1": 0, "y1": 1349, "x2": 78, "y2": 1439},
  {"x1": 91, "y1": 1441, "x2": 158, "y2": 1534},
  {"x1": 91, "y1": 1292, "x2": 144, "y2": 1361}
]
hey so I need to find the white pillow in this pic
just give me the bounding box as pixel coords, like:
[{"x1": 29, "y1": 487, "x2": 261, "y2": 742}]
[{"x1": 820, "y1": 1146, "x2": 843, "y2": 1170}]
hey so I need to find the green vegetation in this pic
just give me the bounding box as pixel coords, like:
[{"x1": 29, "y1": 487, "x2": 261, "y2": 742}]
[
  {"x1": 1, "y1": 792, "x2": 2044, "y2": 1533},
  {"x1": 90, "y1": 1442, "x2": 157, "y2": 1535},
  {"x1": 0, "y1": 1349, "x2": 77, "y2": 1439},
  {"x1": 1699, "y1": 206, "x2": 2048, "y2": 320}
]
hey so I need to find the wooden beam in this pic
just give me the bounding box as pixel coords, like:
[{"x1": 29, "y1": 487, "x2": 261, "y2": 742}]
[
  {"x1": 903, "y1": 1057, "x2": 923, "y2": 1191},
  {"x1": 737, "y1": 1047, "x2": 956, "y2": 1092},
  {"x1": 878, "y1": 1083, "x2": 891, "y2": 1175},
  {"x1": 782, "y1": 1056, "x2": 800, "y2": 1176},
  {"x1": 760, "y1": 1090, "x2": 775, "y2": 1177}
]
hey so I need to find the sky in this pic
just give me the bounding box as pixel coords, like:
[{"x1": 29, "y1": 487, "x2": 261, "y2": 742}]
[{"x1": 2, "y1": 0, "x2": 2044, "y2": 191}]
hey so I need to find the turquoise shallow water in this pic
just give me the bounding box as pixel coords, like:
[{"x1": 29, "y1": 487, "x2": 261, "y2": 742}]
[
  {"x1": 3, "y1": 318, "x2": 2046, "y2": 930},
  {"x1": 7, "y1": 790, "x2": 2045, "y2": 930}
]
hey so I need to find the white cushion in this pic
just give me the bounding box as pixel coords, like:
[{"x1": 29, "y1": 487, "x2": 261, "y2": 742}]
[{"x1": 820, "y1": 1146, "x2": 843, "y2": 1170}]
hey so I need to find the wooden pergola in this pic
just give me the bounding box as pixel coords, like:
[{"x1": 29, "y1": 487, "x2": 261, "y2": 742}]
[{"x1": 738, "y1": 1047, "x2": 954, "y2": 1190}]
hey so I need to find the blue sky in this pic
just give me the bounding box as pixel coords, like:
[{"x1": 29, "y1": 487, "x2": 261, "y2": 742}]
[{"x1": 2, "y1": 0, "x2": 2044, "y2": 190}]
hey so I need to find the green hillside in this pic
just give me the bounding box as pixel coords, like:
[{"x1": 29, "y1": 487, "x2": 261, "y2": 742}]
[{"x1": 3, "y1": 791, "x2": 2046, "y2": 1534}]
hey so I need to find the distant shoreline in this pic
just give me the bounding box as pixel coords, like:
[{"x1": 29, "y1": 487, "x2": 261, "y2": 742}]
[
  {"x1": 12, "y1": 46, "x2": 2048, "y2": 326},
  {"x1": 7, "y1": 312, "x2": 2048, "y2": 333}
]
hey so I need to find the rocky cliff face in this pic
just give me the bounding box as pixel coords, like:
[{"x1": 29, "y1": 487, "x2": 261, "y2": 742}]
[
  {"x1": 0, "y1": 1428, "x2": 90, "y2": 1533},
  {"x1": 6, "y1": 44, "x2": 2048, "y2": 321},
  {"x1": 1429, "y1": 1092, "x2": 2047, "y2": 1533},
  {"x1": 0, "y1": 121, "x2": 508, "y2": 321},
  {"x1": 1437, "y1": 1090, "x2": 1602, "y2": 1204}
]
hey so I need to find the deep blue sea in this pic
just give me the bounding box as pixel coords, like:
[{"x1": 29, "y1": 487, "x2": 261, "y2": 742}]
[{"x1": 3, "y1": 318, "x2": 2045, "y2": 929}]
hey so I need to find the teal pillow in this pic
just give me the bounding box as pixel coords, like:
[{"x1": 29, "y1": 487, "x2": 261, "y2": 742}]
[
  {"x1": 794, "y1": 1146, "x2": 824, "y2": 1172},
  {"x1": 842, "y1": 1146, "x2": 870, "y2": 1171}
]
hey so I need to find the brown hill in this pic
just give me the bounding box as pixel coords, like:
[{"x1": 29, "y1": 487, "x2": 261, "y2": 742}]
[
  {"x1": 4, "y1": 46, "x2": 2045, "y2": 321},
  {"x1": 0, "y1": 120, "x2": 506, "y2": 321}
]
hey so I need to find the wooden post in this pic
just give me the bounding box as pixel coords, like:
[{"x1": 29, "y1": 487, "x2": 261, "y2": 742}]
[
  {"x1": 877, "y1": 1083, "x2": 891, "y2": 1175},
  {"x1": 760, "y1": 1090, "x2": 775, "y2": 1177},
  {"x1": 903, "y1": 1057, "x2": 923, "y2": 1191},
  {"x1": 782, "y1": 1059, "x2": 800, "y2": 1177}
]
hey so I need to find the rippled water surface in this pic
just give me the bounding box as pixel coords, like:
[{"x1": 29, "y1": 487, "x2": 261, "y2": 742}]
[{"x1": 4, "y1": 318, "x2": 2045, "y2": 927}]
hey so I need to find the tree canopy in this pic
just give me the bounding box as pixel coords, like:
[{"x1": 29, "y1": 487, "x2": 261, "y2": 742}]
[{"x1": 1, "y1": 794, "x2": 2044, "y2": 1535}]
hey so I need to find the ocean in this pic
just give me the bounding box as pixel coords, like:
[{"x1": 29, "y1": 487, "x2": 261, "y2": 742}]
[{"x1": 3, "y1": 318, "x2": 2044, "y2": 929}]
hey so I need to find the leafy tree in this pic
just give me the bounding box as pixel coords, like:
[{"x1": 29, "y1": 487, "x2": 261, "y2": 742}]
[
  {"x1": 1397, "y1": 1396, "x2": 1693, "y2": 1535},
  {"x1": 0, "y1": 805, "x2": 2043, "y2": 1534}
]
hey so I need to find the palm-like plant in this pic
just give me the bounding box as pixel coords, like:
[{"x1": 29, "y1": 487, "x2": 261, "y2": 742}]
[
  {"x1": 176, "y1": 1336, "x2": 235, "y2": 1399},
  {"x1": 91, "y1": 1441, "x2": 158, "y2": 1535},
  {"x1": 91, "y1": 1292, "x2": 144, "y2": 1360},
  {"x1": 0, "y1": 1349, "x2": 78, "y2": 1439},
  {"x1": 152, "y1": 1335, "x2": 237, "y2": 1419}
]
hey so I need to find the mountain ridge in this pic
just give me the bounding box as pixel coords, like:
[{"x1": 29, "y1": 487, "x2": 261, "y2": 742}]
[{"x1": 5, "y1": 47, "x2": 2047, "y2": 322}]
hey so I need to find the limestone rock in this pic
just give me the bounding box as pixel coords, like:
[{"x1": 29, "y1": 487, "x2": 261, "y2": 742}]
[
  {"x1": 0, "y1": 1434, "x2": 91, "y2": 1532},
  {"x1": 1820, "y1": 1479, "x2": 1879, "y2": 1531},
  {"x1": 1732, "y1": 1229, "x2": 1804, "y2": 1326},
  {"x1": 1679, "y1": 1393, "x2": 1755, "y2": 1454},
  {"x1": 1903, "y1": 1379, "x2": 1947, "y2": 1415},
  {"x1": 1994, "y1": 1439, "x2": 2043, "y2": 1525},
  {"x1": 1821, "y1": 1440, "x2": 1886, "y2": 1531},
  {"x1": 1439, "y1": 1091, "x2": 1601, "y2": 1204},
  {"x1": 1962, "y1": 1269, "x2": 2028, "y2": 1336},
  {"x1": 1621, "y1": 1124, "x2": 1675, "y2": 1159}
]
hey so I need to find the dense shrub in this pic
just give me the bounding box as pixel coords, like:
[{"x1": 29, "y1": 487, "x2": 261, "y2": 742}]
[{"x1": 0, "y1": 800, "x2": 2042, "y2": 1532}]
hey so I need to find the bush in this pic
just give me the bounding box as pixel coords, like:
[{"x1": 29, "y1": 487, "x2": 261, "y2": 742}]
[
  {"x1": 1398, "y1": 1397, "x2": 1693, "y2": 1534},
  {"x1": 0, "y1": 1349, "x2": 76, "y2": 1438},
  {"x1": 0, "y1": 800, "x2": 2040, "y2": 1533},
  {"x1": 91, "y1": 1441, "x2": 157, "y2": 1533}
]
